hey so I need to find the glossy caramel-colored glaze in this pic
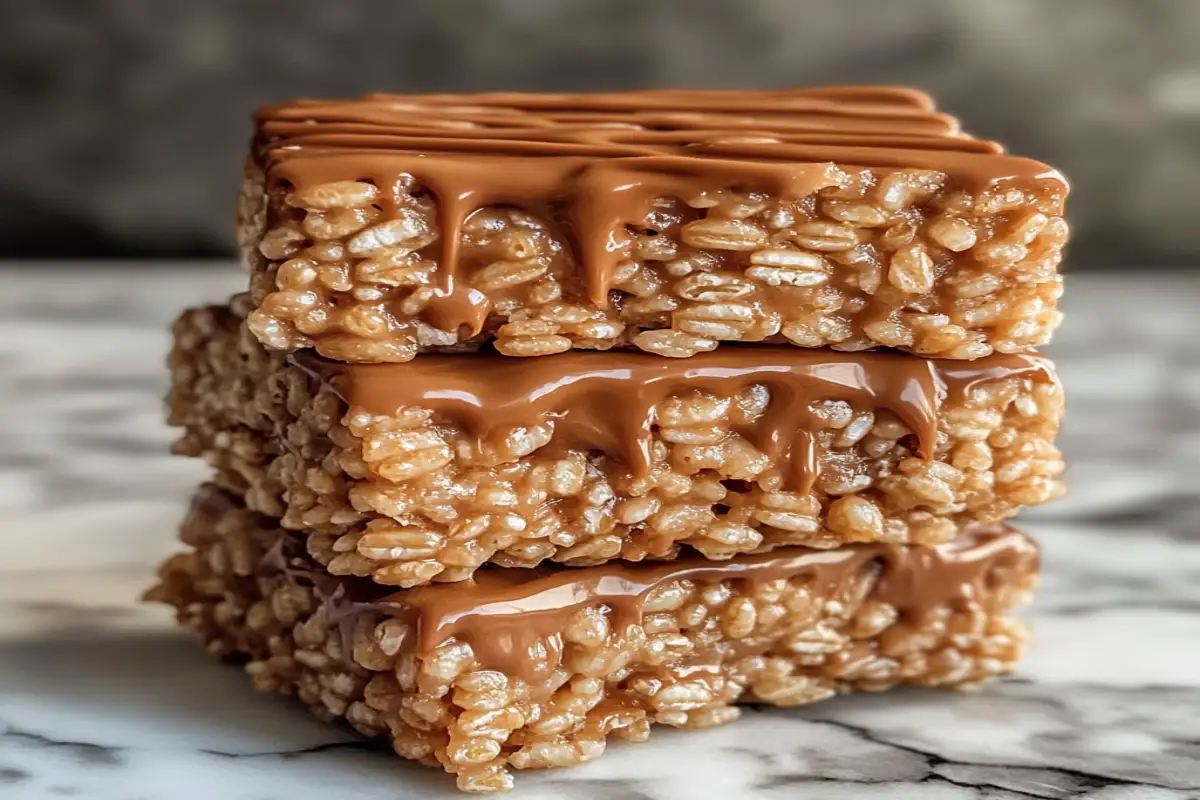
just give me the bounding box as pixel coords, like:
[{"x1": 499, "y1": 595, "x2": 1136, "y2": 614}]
[
  {"x1": 372, "y1": 522, "x2": 1034, "y2": 680},
  {"x1": 179, "y1": 486, "x2": 1035, "y2": 682},
  {"x1": 293, "y1": 345, "x2": 1054, "y2": 493}
]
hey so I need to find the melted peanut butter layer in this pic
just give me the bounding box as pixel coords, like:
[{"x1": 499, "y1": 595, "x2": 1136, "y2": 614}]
[
  {"x1": 254, "y1": 87, "x2": 1067, "y2": 329},
  {"x1": 292, "y1": 345, "x2": 1055, "y2": 493},
  {"x1": 360, "y1": 522, "x2": 1035, "y2": 681},
  {"x1": 184, "y1": 486, "x2": 1036, "y2": 683}
]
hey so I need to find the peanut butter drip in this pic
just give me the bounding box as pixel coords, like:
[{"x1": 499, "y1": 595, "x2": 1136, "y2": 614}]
[
  {"x1": 293, "y1": 346, "x2": 1055, "y2": 493},
  {"x1": 383, "y1": 523, "x2": 1036, "y2": 681},
  {"x1": 181, "y1": 488, "x2": 1036, "y2": 683},
  {"x1": 254, "y1": 87, "x2": 1066, "y2": 331}
]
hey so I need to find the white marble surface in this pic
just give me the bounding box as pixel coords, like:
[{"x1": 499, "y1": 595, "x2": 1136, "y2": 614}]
[{"x1": 1, "y1": 265, "x2": 1198, "y2": 799}]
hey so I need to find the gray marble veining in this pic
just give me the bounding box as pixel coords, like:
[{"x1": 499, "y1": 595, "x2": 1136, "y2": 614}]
[{"x1": 0, "y1": 265, "x2": 1197, "y2": 799}]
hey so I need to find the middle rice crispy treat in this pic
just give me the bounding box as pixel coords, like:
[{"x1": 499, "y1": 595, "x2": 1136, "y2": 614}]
[{"x1": 169, "y1": 299, "x2": 1064, "y2": 587}]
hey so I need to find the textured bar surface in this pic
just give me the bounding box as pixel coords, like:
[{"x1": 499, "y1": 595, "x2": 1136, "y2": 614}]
[
  {"x1": 150, "y1": 486, "x2": 1039, "y2": 793},
  {"x1": 170, "y1": 301, "x2": 1064, "y2": 587},
  {"x1": 242, "y1": 87, "x2": 1068, "y2": 363}
]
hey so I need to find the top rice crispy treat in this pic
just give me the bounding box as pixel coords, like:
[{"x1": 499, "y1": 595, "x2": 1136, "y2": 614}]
[{"x1": 241, "y1": 87, "x2": 1068, "y2": 363}]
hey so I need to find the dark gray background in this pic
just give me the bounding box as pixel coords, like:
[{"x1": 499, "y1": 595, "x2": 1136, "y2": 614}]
[{"x1": 3, "y1": 0, "x2": 1198, "y2": 268}]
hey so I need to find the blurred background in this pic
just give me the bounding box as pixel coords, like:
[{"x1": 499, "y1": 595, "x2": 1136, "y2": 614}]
[{"x1": 2, "y1": 0, "x2": 1198, "y2": 268}]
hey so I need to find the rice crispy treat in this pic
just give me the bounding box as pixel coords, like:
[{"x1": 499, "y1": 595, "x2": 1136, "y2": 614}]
[
  {"x1": 150, "y1": 485, "x2": 1039, "y2": 793},
  {"x1": 242, "y1": 87, "x2": 1068, "y2": 363},
  {"x1": 169, "y1": 300, "x2": 1064, "y2": 587}
]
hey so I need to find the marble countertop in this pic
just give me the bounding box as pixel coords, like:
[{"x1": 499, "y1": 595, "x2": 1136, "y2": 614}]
[{"x1": 1, "y1": 265, "x2": 1198, "y2": 799}]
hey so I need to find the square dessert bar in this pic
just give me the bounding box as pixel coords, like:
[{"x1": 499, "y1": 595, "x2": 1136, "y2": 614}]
[
  {"x1": 152, "y1": 486, "x2": 1039, "y2": 793},
  {"x1": 242, "y1": 87, "x2": 1068, "y2": 363},
  {"x1": 170, "y1": 300, "x2": 1063, "y2": 587}
]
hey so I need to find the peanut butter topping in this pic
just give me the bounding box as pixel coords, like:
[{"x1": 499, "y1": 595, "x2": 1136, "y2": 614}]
[
  {"x1": 254, "y1": 87, "x2": 1066, "y2": 332},
  {"x1": 292, "y1": 345, "x2": 1056, "y2": 493},
  {"x1": 380, "y1": 522, "x2": 1036, "y2": 681},
  {"x1": 184, "y1": 487, "x2": 1036, "y2": 683}
]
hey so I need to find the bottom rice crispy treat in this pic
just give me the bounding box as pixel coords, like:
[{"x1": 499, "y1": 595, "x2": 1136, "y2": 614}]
[{"x1": 149, "y1": 486, "x2": 1039, "y2": 793}]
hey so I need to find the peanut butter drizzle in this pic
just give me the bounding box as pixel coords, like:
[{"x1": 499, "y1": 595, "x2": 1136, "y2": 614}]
[
  {"x1": 254, "y1": 88, "x2": 1066, "y2": 330},
  {"x1": 292, "y1": 346, "x2": 1056, "y2": 494},
  {"x1": 182, "y1": 488, "x2": 1036, "y2": 684},
  {"x1": 375, "y1": 523, "x2": 1036, "y2": 681}
]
